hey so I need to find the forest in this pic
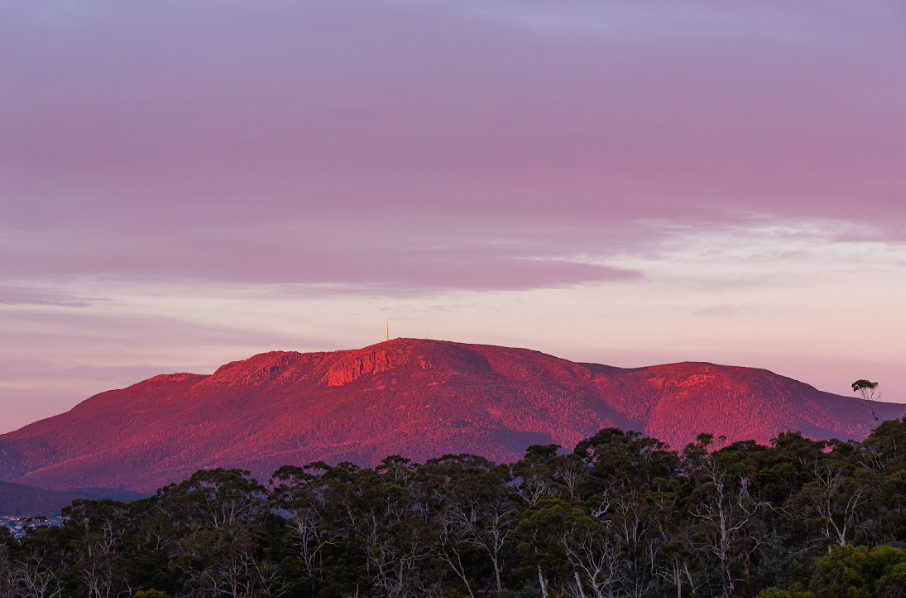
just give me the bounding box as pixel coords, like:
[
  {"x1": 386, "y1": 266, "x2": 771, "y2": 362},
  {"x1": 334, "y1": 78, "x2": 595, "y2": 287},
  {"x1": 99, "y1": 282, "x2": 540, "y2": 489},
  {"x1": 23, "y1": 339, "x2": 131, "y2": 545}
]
[{"x1": 3, "y1": 420, "x2": 906, "y2": 598}]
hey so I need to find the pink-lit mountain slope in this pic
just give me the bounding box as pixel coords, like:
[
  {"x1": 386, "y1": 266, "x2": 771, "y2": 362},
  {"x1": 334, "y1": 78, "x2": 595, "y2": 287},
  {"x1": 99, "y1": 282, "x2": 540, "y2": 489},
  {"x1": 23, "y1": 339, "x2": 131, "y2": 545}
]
[{"x1": 1, "y1": 339, "x2": 902, "y2": 493}]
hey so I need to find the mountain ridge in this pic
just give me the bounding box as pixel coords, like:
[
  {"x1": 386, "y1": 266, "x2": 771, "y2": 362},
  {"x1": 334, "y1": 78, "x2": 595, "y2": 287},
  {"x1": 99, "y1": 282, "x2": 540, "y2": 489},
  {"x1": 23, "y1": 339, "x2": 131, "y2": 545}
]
[{"x1": 1, "y1": 338, "x2": 903, "y2": 493}]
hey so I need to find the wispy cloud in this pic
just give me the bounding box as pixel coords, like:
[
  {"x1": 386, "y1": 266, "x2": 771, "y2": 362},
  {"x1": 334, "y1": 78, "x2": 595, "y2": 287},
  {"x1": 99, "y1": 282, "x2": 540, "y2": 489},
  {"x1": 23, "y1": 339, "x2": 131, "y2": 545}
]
[{"x1": 0, "y1": 286, "x2": 93, "y2": 307}]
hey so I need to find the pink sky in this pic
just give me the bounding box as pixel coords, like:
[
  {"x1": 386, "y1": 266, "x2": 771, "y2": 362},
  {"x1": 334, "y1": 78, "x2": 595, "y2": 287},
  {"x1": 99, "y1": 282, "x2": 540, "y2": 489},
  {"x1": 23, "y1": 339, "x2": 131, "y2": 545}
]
[{"x1": 1, "y1": 0, "x2": 905, "y2": 433}]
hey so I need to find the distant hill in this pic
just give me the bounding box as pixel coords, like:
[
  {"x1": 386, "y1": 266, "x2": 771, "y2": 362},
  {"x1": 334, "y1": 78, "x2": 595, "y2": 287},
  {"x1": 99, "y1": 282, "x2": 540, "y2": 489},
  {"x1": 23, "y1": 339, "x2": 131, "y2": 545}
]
[
  {"x1": 0, "y1": 481, "x2": 144, "y2": 516},
  {"x1": 1, "y1": 339, "x2": 903, "y2": 492}
]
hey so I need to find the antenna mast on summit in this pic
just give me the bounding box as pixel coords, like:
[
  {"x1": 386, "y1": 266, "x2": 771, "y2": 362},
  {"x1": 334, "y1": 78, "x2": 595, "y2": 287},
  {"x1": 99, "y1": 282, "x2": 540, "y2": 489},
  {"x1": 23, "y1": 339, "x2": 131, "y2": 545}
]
[{"x1": 386, "y1": 321, "x2": 390, "y2": 342}]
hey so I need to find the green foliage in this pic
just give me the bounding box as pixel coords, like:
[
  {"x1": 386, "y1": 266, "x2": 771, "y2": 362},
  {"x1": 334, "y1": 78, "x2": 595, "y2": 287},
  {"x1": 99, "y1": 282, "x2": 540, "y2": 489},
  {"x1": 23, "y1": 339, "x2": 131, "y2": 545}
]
[
  {"x1": 4, "y1": 420, "x2": 906, "y2": 598},
  {"x1": 810, "y1": 545, "x2": 906, "y2": 598},
  {"x1": 757, "y1": 589, "x2": 815, "y2": 598},
  {"x1": 0, "y1": 525, "x2": 12, "y2": 546},
  {"x1": 851, "y1": 380, "x2": 878, "y2": 394}
]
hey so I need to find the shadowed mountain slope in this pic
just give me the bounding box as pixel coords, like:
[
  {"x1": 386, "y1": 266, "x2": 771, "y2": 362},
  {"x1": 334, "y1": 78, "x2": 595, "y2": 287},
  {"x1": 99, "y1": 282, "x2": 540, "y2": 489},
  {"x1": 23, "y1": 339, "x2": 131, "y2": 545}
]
[
  {"x1": 1, "y1": 339, "x2": 902, "y2": 492},
  {"x1": 0, "y1": 481, "x2": 145, "y2": 516},
  {"x1": 0, "y1": 481, "x2": 94, "y2": 517}
]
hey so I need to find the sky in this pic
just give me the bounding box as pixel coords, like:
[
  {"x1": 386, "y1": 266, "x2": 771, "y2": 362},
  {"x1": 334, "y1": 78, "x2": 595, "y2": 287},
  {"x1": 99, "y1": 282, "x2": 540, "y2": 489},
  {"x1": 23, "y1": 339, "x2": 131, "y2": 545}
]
[{"x1": 1, "y1": 0, "x2": 905, "y2": 433}]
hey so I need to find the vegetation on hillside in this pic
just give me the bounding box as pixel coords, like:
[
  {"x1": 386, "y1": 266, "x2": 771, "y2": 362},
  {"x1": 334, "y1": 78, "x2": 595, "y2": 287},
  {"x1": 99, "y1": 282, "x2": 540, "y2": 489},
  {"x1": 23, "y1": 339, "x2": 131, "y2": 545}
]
[
  {"x1": 4, "y1": 418, "x2": 906, "y2": 598},
  {"x1": 7, "y1": 342, "x2": 902, "y2": 492}
]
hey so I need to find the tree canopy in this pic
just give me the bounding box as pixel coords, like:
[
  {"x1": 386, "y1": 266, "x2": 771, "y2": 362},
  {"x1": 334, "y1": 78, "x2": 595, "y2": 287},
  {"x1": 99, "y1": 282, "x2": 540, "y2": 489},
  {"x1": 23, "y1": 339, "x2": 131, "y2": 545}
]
[{"x1": 4, "y1": 419, "x2": 906, "y2": 598}]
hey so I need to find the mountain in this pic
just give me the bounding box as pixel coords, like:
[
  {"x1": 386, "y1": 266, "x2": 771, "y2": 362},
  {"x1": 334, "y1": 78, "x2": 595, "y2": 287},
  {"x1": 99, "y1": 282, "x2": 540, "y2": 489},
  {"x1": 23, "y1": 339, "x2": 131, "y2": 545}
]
[
  {"x1": 1, "y1": 339, "x2": 903, "y2": 493},
  {"x1": 0, "y1": 481, "x2": 145, "y2": 516},
  {"x1": 0, "y1": 481, "x2": 92, "y2": 516}
]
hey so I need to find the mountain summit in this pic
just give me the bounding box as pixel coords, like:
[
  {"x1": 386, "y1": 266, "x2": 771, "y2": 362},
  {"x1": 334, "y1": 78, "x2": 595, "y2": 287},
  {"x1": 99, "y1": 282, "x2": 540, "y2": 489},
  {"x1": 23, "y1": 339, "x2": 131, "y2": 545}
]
[{"x1": 1, "y1": 339, "x2": 902, "y2": 492}]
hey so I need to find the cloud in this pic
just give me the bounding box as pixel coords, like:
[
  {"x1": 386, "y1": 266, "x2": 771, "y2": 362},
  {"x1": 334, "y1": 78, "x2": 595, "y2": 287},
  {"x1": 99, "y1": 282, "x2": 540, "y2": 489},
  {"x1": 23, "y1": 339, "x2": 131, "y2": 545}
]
[
  {"x1": 0, "y1": 215, "x2": 645, "y2": 292},
  {"x1": 0, "y1": 286, "x2": 92, "y2": 307},
  {"x1": 2, "y1": 0, "x2": 904, "y2": 238}
]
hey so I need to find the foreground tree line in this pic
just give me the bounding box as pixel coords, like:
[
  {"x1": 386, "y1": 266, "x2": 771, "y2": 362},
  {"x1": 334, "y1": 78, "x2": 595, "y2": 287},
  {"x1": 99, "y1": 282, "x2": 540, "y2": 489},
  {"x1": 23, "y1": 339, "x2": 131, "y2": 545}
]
[{"x1": 4, "y1": 421, "x2": 906, "y2": 598}]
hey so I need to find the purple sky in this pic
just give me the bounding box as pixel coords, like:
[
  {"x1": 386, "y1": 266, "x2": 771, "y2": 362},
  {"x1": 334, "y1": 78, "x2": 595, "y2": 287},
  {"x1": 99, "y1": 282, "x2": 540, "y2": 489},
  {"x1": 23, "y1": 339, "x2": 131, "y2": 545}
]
[{"x1": 2, "y1": 0, "x2": 905, "y2": 433}]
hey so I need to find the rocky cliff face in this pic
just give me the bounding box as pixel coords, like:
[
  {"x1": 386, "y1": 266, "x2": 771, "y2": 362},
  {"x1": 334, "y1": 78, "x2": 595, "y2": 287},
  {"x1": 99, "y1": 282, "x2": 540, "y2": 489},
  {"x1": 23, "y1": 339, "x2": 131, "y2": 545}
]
[
  {"x1": 1, "y1": 339, "x2": 902, "y2": 492},
  {"x1": 324, "y1": 346, "x2": 420, "y2": 387}
]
